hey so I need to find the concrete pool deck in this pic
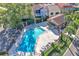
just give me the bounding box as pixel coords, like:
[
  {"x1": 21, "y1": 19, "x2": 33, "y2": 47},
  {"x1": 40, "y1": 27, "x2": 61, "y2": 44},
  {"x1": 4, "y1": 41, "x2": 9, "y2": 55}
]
[{"x1": 35, "y1": 26, "x2": 59, "y2": 55}]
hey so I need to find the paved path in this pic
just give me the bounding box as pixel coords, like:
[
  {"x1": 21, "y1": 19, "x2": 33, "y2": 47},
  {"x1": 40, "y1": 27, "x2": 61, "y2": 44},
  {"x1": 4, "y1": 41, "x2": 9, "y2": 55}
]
[{"x1": 64, "y1": 37, "x2": 79, "y2": 56}]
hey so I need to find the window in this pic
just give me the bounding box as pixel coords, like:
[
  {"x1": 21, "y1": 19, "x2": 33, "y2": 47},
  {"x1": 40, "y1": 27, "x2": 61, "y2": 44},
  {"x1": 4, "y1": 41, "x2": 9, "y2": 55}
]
[
  {"x1": 50, "y1": 12, "x2": 53, "y2": 15},
  {"x1": 35, "y1": 10, "x2": 40, "y2": 14},
  {"x1": 56, "y1": 12, "x2": 59, "y2": 15}
]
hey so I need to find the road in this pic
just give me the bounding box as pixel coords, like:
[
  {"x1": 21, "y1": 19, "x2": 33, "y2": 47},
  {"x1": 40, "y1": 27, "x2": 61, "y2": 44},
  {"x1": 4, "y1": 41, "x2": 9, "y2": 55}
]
[{"x1": 64, "y1": 37, "x2": 79, "y2": 56}]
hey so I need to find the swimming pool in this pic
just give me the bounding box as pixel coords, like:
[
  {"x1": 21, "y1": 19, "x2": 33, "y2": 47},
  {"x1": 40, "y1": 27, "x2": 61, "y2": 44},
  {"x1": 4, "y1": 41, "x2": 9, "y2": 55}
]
[{"x1": 17, "y1": 27, "x2": 45, "y2": 52}]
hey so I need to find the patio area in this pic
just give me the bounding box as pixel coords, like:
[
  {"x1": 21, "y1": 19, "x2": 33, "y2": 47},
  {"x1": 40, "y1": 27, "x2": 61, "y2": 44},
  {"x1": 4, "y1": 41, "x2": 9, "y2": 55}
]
[
  {"x1": 7, "y1": 21, "x2": 60, "y2": 56},
  {"x1": 35, "y1": 26, "x2": 60, "y2": 55}
]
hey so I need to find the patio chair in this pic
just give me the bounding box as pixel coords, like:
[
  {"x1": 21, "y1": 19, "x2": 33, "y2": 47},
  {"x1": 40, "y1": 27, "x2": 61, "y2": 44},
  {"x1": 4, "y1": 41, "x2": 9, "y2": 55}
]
[
  {"x1": 48, "y1": 42, "x2": 52, "y2": 45},
  {"x1": 35, "y1": 52, "x2": 41, "y2": 56}
]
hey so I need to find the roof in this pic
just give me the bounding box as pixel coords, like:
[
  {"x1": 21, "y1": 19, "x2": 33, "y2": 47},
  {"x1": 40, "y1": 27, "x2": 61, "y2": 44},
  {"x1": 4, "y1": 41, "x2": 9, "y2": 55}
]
[
  {"x1": 55, "y1": 3, "x2": 65, "y2": 8},
  {"x1": 55, "y1": 3, "x2": 79, "y2": 8},
  {"x1": 47, "y1": 4, "x2": 60, "y2": 11},
  {"x1": 32, "y1": 3, "x2": 56, "y2": 10},
  {"x1": 32, "y1": 4, "x2": 48, "y2": 10},
  {"x1": 32, "y1": 4, "x2": 43, "y2": 10},
  {"x1": 47, "y1": 14, "x2": 65, "y2": 26}
]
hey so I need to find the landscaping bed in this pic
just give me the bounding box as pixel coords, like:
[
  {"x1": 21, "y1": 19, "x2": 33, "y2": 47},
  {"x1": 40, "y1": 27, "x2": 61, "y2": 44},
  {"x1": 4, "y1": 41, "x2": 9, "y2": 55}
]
[
  {"x1": 42, "y1": 34, "x2": 73, "y2": 56},
  {"x1": 0, "y1": 51, "x2": 8, "y2": 56}
]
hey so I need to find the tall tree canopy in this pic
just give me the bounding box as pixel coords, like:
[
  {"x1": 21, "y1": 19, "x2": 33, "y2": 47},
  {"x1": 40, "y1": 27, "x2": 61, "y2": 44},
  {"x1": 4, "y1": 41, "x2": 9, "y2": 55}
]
[{"x1": 0, "y1": 3, "x2": 33, "y2": 29}]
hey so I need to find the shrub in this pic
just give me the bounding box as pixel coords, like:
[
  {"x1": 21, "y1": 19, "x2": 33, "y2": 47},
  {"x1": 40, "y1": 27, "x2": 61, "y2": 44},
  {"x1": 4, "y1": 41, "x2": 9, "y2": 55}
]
[
  {"x1": 0, "y1": 51, "x2": 8, "y2": 55},
  {"x1": 43, "y1": 45, "x2": 54, "y2": 56},
  {"x1": 64, "y1": 25, "x2": 76, "y2": 35}
]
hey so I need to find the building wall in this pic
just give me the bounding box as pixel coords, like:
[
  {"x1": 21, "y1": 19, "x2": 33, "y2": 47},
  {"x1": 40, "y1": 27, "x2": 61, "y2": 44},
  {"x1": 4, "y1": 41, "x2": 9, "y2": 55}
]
[
  {"x1": 35, "y1": 8, "x2": 48, "y2": 18},
  {"x1": 47, "y1": 5, "x2": 61, "y2": 17},
  {"x1": 41, "y1": 8, "x2": 48, "y2": 18}
]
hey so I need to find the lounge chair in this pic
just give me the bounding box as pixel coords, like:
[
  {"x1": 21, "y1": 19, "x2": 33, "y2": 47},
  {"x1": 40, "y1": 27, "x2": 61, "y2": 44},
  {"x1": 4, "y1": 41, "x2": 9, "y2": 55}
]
[{"x1": 35, "y1": 52, "x2": 41, "y2": 56}]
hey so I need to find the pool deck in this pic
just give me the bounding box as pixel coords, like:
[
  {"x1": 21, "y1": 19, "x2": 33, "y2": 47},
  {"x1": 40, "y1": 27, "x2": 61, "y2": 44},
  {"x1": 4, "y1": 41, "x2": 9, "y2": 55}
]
[
  {"x1": 35, "y1": 26, "x2": 59, "y2": 55},
  {"x1": 8, "y1": 21, "x2": 60, "y2": 56}
]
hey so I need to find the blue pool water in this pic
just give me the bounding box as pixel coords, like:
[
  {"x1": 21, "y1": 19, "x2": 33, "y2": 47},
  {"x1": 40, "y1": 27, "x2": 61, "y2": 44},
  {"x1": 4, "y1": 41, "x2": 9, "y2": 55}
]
[{"x1": 17, "y1": 27, "x2": 45, "y2": 52}]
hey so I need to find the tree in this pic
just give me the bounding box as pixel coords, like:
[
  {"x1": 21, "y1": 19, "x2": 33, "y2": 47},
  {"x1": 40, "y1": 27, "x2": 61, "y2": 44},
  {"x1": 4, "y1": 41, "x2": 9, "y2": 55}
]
[
  {"x1": 0, "y1": 6, "x2": 7, "y2": 29},
  {"x1": 0, "y1": 4, "x2": 33, "y2": 29},
  {"x1": 25, "y1": 4, "x2": 34, "y2": 24},
  {"x1": 0, "y1": 4, "x2": 24, "y2": 29},
  {"x1": 64, "y1": 25, "x2": 76, "y2": 35}
]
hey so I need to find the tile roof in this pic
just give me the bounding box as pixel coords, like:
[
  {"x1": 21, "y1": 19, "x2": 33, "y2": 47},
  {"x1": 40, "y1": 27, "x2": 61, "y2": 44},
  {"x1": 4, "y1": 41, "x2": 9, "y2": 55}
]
[
  {"x1": 47, "y1": 14, "x2": 65, "y2": 26},
  {"x1": 55, "y1": 3, "x2": 65, "y2": 8},
  {"x1": 55, "y1": 3, "x2": 79, "y2": 8},
  {"x1": 32, "y1": 4, "x2": 43, "y2": 10},
  {"x1": 32, "y1": 3, "x2": 55, "y2": 10}
]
